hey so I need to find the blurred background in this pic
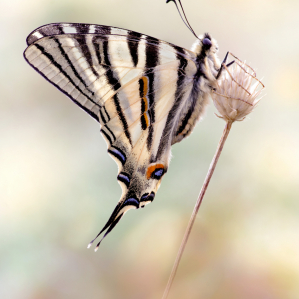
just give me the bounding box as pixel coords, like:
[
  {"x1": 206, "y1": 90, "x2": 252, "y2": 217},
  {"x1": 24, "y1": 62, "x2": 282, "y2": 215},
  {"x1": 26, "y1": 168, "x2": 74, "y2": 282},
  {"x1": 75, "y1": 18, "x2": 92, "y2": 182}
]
[{"x1": 1, "y1": 0, "x2": 299, "y2": 298}]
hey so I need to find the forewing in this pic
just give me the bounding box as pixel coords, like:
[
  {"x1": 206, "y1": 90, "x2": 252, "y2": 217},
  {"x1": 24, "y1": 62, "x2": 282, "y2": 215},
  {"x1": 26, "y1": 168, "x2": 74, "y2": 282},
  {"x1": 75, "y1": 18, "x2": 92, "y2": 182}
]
[{"x1": 24, "y1": 23, "x2": 197, "y2": 247}]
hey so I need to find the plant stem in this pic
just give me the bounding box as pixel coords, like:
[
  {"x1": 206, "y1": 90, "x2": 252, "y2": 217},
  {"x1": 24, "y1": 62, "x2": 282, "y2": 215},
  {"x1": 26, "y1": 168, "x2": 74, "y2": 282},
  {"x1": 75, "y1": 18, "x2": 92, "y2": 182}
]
[{"x1": 162, "y1": 120, "x2": 233, "y2": 299}]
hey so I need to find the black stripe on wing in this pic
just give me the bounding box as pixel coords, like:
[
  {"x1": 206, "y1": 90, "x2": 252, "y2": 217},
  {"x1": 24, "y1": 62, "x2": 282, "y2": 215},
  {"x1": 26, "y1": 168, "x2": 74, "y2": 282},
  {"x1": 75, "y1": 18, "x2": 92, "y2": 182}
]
[
  {"x1": 102, "y1": 35, "x2": 133, "y2": 146},
  {"x1": 99, "y1": 106, "x2": 111, "y2": 124},
  {"x1": 73, "y1": 35, "x2": 99, "y2": 78},
  {"x1": 54, "y1": 37, "x2": 95, "y2": 95},
  {"x1": 144, "y1": 35, "x2": 159, "y2": 151},
  {"x1": 175, "y1": 105, "x2": 194, "y2": 136},
  {"x1": 127, "y1": 31, "x2": 141, "y2": 67},
  {"x1": 92, "y1": 35, "x2": 102, "y2": 65},
  {"x1": 100, "y1": 124, "x2": 116, "y2": 146}
]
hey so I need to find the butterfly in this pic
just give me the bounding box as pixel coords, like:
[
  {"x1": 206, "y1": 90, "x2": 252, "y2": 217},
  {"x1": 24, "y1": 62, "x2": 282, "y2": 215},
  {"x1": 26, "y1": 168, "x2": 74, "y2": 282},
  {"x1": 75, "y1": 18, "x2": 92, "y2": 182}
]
[{"x1": 24, "y1": 19, "x2": 222, "y2": 250}]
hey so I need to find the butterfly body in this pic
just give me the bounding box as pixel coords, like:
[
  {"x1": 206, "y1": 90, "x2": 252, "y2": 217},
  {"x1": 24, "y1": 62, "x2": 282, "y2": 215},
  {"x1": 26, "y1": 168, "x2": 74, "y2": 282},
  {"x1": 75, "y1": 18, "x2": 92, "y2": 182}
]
[{"x1": 24, "y1": 23, "x2": 220, "y2": 247}]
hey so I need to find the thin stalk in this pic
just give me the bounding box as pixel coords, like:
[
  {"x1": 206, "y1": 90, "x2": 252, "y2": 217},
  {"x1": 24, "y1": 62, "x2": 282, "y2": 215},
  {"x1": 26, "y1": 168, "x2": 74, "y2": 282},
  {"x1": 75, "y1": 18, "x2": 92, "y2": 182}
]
[{"x1": 162, "y1": 120, "x2": 233, "y2": 299}]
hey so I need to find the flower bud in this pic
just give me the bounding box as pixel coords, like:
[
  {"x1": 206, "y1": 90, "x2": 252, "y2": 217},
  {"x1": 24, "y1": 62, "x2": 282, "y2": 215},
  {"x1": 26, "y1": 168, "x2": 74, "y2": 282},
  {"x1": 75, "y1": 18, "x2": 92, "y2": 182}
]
[{"x1": 211, "y1": 53, "x2": 264, "y2": 122}]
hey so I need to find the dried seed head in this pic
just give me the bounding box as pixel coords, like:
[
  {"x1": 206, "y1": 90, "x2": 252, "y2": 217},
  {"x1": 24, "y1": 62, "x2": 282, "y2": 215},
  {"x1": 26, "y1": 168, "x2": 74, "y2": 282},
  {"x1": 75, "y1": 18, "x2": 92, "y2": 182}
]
[{"x1": 211, "y1": 53, "x2": 264, "y2": 122}]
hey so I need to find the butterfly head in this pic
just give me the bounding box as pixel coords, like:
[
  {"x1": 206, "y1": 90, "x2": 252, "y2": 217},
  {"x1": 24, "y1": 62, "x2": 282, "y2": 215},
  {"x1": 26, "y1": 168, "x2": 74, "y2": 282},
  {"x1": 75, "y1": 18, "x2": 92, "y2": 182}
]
[
  {"x1": 191, "y1": 33, "x2": 221, "y2": 80},
  {"x1": 192, "y1": 33, "x2": 219, "y2": 55}
]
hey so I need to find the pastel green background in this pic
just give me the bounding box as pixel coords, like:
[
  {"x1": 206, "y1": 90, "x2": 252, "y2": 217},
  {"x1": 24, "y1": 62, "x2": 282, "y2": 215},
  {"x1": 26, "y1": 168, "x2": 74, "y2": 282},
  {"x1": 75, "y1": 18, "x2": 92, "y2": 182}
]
[{"x1": 1, "y1": 0, "x2": 299, "y2": 298}]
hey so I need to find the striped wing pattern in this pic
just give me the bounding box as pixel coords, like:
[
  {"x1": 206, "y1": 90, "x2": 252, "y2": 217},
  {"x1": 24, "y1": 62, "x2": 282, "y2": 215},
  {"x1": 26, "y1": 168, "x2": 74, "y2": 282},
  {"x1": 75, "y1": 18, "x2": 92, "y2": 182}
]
[{"x1": 24, "y1": 23, "x2": 216, "y2": 248}]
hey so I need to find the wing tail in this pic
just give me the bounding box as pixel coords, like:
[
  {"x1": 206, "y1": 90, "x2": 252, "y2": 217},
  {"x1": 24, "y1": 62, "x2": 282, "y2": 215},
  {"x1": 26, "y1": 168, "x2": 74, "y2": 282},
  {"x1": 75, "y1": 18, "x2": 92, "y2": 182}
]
[{"x1": 88, "y1": 197, "x2": 140, "y2": 251}]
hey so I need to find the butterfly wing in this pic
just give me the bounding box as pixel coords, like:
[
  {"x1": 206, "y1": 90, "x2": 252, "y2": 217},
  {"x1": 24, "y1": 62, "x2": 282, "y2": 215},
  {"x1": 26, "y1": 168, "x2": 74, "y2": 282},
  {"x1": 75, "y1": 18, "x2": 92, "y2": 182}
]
[{"x1": 24, "y1": 23, "x2": 201, "y2": 248}]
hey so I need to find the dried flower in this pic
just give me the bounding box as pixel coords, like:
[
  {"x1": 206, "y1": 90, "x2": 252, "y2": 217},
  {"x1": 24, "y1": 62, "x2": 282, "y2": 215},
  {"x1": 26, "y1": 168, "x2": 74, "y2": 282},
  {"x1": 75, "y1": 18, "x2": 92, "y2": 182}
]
[{"x1": 211, "y1": 53, "x2": 264, "y2": 122}]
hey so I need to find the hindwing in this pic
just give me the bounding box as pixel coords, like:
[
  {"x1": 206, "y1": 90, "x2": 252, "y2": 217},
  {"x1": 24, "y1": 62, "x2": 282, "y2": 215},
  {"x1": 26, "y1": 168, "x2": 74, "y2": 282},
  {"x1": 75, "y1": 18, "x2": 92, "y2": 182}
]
[{"x1": 24, "y1": 23, "x2": 204, "y2": 248}]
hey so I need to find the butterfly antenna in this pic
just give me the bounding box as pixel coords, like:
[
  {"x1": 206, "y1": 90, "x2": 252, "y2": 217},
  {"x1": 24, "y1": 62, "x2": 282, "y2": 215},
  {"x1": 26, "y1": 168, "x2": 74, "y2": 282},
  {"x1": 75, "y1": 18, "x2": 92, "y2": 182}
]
[
  {"x1": 176, "y1": 0, "x2": 197, "y2": 37},
  {"x1": 166, "y1": 0, "x2": 198, "y2": 39}
]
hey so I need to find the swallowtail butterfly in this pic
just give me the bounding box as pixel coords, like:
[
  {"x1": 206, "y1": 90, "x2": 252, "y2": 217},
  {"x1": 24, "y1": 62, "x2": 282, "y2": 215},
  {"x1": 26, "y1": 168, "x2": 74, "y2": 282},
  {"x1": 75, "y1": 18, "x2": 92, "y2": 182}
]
[{"x1": 24, "y1": 7, "x2": 224, "y2": 250}]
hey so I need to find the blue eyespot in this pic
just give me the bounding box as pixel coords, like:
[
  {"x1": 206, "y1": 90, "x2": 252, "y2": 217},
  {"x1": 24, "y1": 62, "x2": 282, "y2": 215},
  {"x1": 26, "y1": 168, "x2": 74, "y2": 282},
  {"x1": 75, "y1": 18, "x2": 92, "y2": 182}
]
[
  {"x1": 123, "y1": 197, "x2": 139, "y2": 208},
  {"x1": 117, "y1": 172, "x2": 130, "y2": 187},
  {"x1": 152, "y1": 168, "x2": 164, "y2": 179},
  {"x1": 108, "y1": 147, "x2": 126, "y2": 165}
]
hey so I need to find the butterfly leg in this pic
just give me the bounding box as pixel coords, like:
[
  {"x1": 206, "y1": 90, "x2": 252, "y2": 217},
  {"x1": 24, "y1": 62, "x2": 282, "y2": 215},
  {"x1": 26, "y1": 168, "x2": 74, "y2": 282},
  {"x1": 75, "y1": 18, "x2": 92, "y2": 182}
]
[{"x1": 216, "y1": 52, "x2": 235, "y2": 79}]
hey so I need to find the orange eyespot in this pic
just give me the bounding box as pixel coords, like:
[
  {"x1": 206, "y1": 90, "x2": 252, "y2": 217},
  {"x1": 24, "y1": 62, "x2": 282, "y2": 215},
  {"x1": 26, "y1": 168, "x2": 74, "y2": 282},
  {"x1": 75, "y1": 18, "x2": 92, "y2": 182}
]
[{"x1": 146, "y1": 163, "x2": 165, "y2": 180}]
